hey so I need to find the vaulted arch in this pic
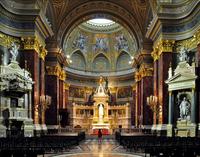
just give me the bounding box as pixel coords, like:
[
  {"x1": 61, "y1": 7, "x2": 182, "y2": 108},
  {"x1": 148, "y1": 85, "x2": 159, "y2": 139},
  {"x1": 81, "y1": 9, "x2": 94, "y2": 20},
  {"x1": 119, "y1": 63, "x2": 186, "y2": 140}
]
[
  {"x1": 92, "y1": 53, "x2": 110, "y2": 72},
  {"x1": 116, "y1": 51, "x2": 131, "y2": 71},
  {"x1": 70, "y1": 50, "x2": 86, "y2": 71}
]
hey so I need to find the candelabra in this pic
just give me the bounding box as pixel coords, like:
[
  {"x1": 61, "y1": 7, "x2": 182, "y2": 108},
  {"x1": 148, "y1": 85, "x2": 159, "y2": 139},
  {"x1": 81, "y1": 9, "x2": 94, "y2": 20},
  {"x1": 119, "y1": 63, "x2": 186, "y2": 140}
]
[{"x1": 147, "y1": 95, "x2": 159, "y2": 125}]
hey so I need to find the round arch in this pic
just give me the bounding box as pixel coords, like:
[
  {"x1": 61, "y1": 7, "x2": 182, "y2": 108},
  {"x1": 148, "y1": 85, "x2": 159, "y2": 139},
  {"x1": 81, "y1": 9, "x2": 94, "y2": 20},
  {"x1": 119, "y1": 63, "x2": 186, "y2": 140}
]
[
  {"x1": 57, "y1": 1, "x2": 143, "y2": 50},
  {"x1": 116, "y1": 51, "x2": 132, "y2": 71},
  {"x1": 92, "y1": 53, "x2": 110, "y2": 72},
  {"x1": 70, "y1": 50, "x2": 86, "y2": 71}
]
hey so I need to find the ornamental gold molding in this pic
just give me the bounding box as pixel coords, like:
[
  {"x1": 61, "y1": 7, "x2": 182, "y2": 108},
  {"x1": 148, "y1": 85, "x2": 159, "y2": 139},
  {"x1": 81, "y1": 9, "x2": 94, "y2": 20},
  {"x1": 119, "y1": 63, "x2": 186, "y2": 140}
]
[
  {"x1": 0, "y1": 32, "x2": 19, "y2": 47},
  {"x1": 46, "y1": 65, "x2": 61, "y2": 77},
  {"x1": 135, "y1": 71, "x2": 141, "y2": 82},
  {"x1": 135, "y1": 64, "x2": 153, "y2": 82},
  {"x1": 176, "y1": 29, "x2": 200, "y2": 50},
  {"x1": 21, "y1": 37, "x2": 40, "y2": 53},
  {"x1": 39, "y1": 47, "x2": 47, "y2": 60},
  {"x1": 65, "y1": 83, "x2": 70, "y2": 90},
  {"x1": 156, "y1": 39, "x2": 175, "y2": 56},
  {"x1": 151, "y1": 47, "x2": 159, "y2": 61},
  {"x1": 46, "y1": 65, "x2": 66, "y2": 81},
  {"x1": 59, "y1": 69, "x2": 66, "y2": 81},
  {"x1": 21, "y1": 37, "x2": 47, "y2": 60}
]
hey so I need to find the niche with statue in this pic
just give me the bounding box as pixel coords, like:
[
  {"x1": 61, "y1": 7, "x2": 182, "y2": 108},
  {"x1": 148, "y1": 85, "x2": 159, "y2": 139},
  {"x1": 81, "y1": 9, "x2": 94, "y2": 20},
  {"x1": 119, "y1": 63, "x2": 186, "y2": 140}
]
[{"x1": 165, "y1": 46, "x2": 197, "y2": 137}]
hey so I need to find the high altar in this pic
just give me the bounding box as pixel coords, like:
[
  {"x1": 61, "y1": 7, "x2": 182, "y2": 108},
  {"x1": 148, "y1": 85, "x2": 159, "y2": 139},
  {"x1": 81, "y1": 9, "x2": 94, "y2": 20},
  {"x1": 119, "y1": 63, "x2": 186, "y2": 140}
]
[{"x1": 71, "y1": 77, "x2": 131, "y2": 134}]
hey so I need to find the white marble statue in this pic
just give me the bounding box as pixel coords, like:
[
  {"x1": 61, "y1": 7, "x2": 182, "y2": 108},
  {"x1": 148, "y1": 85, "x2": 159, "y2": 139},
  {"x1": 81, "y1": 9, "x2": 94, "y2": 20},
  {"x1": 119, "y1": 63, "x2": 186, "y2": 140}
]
[
  {"x1": 9, "y1": 42, "x2": 19, "y2": 61},
  {"x1": 99, "y1": 104, "x2": 104, "y2": 120},
  {"x1": 179, "y1": 97, "x2": 190, "y2": 120},
  {"x1": 179, "y1": 47, "x2": 188, "y2": 62}
]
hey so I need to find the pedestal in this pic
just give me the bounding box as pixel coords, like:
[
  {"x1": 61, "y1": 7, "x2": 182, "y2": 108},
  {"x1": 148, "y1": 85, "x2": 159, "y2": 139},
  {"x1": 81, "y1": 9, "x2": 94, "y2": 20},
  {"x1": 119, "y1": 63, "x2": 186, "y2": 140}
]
[
  {"x1": 24, "y1": 118, "x2": 34, "y2": 137},
  {"x1": 34, "y1": 124, "x2": 42, "y2": 136},
  {"x1": 176, "y1": 120, "x2": 196, "y2": 137},
  {"x1": 0, "y1": 119, "x2": 7, "y2": 137},
  {"x1": 167, "y1": 124, "x2": 173, "y2": 137}
]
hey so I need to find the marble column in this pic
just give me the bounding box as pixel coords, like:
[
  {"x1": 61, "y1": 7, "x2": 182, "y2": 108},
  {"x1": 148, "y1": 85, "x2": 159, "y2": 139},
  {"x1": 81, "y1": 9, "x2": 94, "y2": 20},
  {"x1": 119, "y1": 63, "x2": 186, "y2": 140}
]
[
  {"x1": 21, "y1": 49, "x2": 40, "y2": 129},
  {"x1": 191, "y1": 88, "x2": 197, "y2": 123},
  {"x1": 168, "y1": 91, "x2": 174, "y2": 124},
  {"x1": 141, "y1": 76, "x2": 153, "y2": 125},
  {"x1": 45, "y1": 74, "x2": 60, "y2": 128}
]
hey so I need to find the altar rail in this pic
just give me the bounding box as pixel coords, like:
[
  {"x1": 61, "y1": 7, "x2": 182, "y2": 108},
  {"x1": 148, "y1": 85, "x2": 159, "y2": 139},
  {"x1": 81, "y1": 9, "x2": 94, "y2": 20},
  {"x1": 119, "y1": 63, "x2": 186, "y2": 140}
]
[
  {"x1": 0, "y1": 132, "x2": 85, "y2": 157},
  {"x1": 116, "y1": 132, "x2": 200, "y2": 157}
]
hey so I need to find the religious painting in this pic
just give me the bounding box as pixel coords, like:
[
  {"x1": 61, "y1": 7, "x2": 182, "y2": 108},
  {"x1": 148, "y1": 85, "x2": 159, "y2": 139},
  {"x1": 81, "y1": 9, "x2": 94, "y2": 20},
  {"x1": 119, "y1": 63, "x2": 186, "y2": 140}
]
[
  {"x1": 93, "y1": 36, "x2": 109, "y2": 53},
  {"x1": 117, "y1": 87, "x2": 132, "y2": 98},
  {"x1": 114, "y1": 34, "x2": 129, "y2": 52},
  {"x1": 72, "y1": 33, "x2": 88, "y2": 53},
  {"x1": 69, "y1": 87, "x2": 85, "y2": 98}
]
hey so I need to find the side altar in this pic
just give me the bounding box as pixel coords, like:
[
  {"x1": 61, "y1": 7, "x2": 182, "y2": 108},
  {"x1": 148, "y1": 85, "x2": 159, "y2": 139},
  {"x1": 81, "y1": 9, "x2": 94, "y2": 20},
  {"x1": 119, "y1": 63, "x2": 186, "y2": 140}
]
[
  {"x1": 165, "y1": 48, "x2": 197, "y2": 137},
  {"x1": 71, "y1": 76, "x2": 131, "y2": 134}
]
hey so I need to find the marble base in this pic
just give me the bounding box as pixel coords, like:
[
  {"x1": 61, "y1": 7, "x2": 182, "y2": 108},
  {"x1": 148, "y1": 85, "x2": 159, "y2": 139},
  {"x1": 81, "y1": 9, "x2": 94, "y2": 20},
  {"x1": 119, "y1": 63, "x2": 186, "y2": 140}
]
[
  {"x1": 176, "y1": 120, "x2": 196, "y2": 137},
  {"x1": 167, "y1": 124, "x2": 173, "y2": 137},
  {"x1": 0, "y1": 124, "x2": 7, "y2": 137},
  {"x1": 24, "y1": 118, "x2": 34, "y2": 137}
]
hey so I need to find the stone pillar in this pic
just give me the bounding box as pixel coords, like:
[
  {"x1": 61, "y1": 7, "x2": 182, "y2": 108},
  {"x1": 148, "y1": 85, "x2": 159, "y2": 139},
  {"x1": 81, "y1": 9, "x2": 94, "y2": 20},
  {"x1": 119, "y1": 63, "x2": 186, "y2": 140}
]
[
  {"x1": 21, "y1": 37, "x2": 48, "y2": 134},
  {"x1": 135, "y1": 71, "x2": 140, "y2": 127},
  {"x1": 65, "y1": 83, "x2": 70, "y2": 109},
  {"x1": 132, "y1": 85, "x2": 136, "y2": 126},
  {"x1": 153, "y1": 40, "x2": 175, "y2": 125},
  {"x1": 168, "y1": 91, "x2": 174, "y2": 125},
  {"x1": 140, "y1": 66, "x2": 153, "y2": 126}
]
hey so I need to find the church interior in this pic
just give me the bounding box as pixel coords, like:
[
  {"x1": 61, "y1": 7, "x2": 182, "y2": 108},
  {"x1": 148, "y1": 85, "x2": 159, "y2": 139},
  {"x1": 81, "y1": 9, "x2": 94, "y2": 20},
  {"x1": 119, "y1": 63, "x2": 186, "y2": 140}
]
[{"x1": 0, "y1": 0, "x2": 200, "y2": 157}]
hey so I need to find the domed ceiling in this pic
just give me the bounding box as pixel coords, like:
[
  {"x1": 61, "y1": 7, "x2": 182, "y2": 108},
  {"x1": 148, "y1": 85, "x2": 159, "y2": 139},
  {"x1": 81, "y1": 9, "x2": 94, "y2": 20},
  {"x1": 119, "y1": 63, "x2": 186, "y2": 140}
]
[{"x1": 63, "y1": 18, "x2": 138, "y2": 74}]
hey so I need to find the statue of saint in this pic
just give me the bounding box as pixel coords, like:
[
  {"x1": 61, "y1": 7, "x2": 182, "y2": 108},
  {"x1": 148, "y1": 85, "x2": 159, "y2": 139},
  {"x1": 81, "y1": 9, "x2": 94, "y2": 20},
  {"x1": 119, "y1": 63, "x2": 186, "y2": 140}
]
[
  {"x1": 99, "y1": 76, "x2": 104, "y2": 85},
  {"x1": 99, "y1": 104, "x2": 104, "y2": 119},
  {"x1": 179, "y1": 47, "x2": 188, "y2": 62},
  {"x1": 9, "y1": 42, "x2": 19, "y2": 61},
  {"x1": 179, "y1": 97, "x2": 190, "y2": 120}
]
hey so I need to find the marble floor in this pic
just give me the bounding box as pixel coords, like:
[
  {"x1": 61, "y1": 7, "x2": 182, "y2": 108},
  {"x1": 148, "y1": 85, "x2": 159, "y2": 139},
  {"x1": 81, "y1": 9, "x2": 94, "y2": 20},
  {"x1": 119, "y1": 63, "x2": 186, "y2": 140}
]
[{"x1": 46, "y1": 136, "x2": 144, "y2": 157}]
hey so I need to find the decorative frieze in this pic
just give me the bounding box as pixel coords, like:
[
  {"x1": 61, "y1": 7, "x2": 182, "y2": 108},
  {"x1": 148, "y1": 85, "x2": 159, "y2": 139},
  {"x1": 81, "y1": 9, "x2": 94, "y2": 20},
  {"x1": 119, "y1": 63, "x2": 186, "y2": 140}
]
[{"x1": 176, "y1": 29, "x2": 200, "y2": 50}]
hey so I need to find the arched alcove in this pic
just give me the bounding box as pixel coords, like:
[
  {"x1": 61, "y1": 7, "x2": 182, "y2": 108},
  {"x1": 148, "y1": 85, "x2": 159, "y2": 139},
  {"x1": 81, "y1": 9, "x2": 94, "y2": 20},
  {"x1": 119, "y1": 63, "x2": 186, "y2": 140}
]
[
  {"x1": 116, "y1": 51, "x2": 131, "y2": 70},
  {"x1": 70, "y1": 50, "x2": 86, "y2": 70},
  {"x1": 92, "y1": 53, "x2": 110, "y2": 72}
]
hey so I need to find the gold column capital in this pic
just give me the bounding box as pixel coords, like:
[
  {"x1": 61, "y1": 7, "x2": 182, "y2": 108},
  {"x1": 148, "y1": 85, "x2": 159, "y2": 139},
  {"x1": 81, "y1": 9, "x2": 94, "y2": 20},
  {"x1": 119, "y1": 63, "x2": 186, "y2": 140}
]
[
  {"x1": 157, "y1": 39, "x2": 175, "y2": 55},
  {"x1": 21, "y1": 36, "x2": 48, "y2": 60},
  {"x1": 46, "y1": 64, "x2": 62, "y2": 77},
  {"x1": 21, "y1": 37, "x2": 40, "y2": 53}
]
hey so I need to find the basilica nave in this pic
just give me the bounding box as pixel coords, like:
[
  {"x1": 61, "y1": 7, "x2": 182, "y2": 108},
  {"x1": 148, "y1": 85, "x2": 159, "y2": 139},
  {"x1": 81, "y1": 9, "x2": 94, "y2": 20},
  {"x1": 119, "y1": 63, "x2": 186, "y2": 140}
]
[{"x1": 0, "y1": 0, "x2": 200, "y2": 156}]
